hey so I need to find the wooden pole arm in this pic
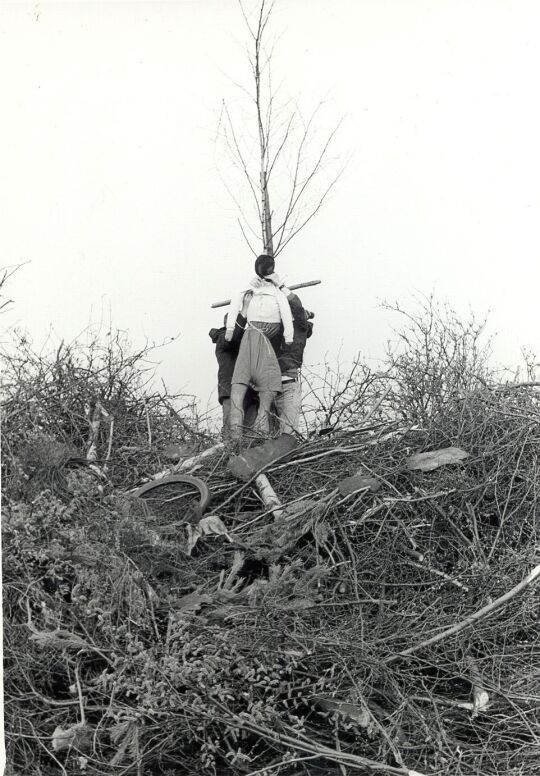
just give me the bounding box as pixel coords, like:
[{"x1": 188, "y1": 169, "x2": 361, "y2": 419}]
[{"x1": 211, "y1": 279, "x2": 321, "y2": 308}]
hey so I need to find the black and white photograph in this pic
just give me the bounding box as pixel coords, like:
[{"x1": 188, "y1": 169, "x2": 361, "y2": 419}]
[{"x1": 1, "y1": 1, "x2": 539, "y2": 774}]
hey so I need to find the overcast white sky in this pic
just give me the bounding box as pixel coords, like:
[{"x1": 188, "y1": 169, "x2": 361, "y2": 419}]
[{"x1": 1, "y1": 0, "x2": 539, "y2": 411}]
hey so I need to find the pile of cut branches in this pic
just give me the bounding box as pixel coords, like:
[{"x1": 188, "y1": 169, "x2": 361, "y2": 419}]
[{"x1": 2, "y1": 307, "x2": 539, "y2": 776}]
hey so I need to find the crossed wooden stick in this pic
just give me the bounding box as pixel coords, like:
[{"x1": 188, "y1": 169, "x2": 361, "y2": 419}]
[{"x1": 211, "y1": 279, "x2": 321, "y2": 308}]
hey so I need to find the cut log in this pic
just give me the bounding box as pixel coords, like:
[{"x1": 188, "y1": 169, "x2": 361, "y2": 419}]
[{"x1": 255, "y1": 474, "x2": 283, "y2": 519}]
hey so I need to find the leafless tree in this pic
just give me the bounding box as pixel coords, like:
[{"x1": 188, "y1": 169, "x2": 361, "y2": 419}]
[{"x1": 216, "y1": 0, "x2": 345, "y2": 259}]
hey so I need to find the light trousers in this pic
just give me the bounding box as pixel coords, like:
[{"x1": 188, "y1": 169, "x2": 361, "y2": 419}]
[{"x1": 274, "y1": 380, "x2": 302, "y2": 436}]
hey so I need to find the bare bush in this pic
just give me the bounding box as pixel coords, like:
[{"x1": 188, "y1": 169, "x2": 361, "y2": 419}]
[
  {"x1": 1, "y1": 329, "x2": 210, "y2": 491},
  {"x1": 2, "y1": 304, "x2": 539, "y2": 776},
  {"x1": 382, "y1": 295, "x2": 493, "y2": 426}
]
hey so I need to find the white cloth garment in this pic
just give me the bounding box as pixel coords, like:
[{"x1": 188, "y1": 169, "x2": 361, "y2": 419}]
[{"x1": 226, "y1": 276, "x2": 294, "y2": 345}]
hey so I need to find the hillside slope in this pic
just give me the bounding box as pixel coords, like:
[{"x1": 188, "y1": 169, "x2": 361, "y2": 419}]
[{"x1": 2, "y1": 320, "x2": 539, "y2": 776}]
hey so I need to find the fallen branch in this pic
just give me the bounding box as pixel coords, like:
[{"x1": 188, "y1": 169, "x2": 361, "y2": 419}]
[
  {"x1": 271, "y1": 427, "x2": 412, "y2": 472},
  {"x1": 152, "y1": 442, "x2": 226, "y2": 480},
  {"x1": 224, "y1": 710, "x2": 427, "y2": 775},
  {"x1": 143, "y1": 398, "x2": 152, "y2": 448},
  {"x1": 85, "y1": 400, "x2": 109, "y2": 462},
  {"x1": 384, "y1": 562, "x2": 540, "y2": 664},
  {"x1": 403, "y1": 557, "x2": 470, "y2": 592}
]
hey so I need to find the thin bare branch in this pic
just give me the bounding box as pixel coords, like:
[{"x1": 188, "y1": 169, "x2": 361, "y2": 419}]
[
  {"x1": 237, "y1": 217, "x2": 259, "y2": 255},
  {"x1": 275, "y1": 161, "x2": 346, "y2": 255},
  {"x1": 274, "y1": 117, "x2": 344, "y2": 252}
]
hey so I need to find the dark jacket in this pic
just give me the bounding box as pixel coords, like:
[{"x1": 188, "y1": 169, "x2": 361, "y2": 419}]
[
  {"x1": 277, "y1": 292, "x2": 313, "y2": 378},
  {"x1": 210, "y1": 293, "x2": 313, "y2": 400},
  {"x1": 209, "y1": 314, "x2": 247, "y2": 403}
]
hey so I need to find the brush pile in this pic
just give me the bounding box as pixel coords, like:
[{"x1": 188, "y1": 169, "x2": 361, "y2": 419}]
[{"x1": 2, "y1": 306, "x2": 539, "y2": 776}]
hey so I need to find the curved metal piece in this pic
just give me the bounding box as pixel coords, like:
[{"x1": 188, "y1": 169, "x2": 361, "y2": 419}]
[{"x1": 133, "y1": 474, "x2": 211, "y2": 517}]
